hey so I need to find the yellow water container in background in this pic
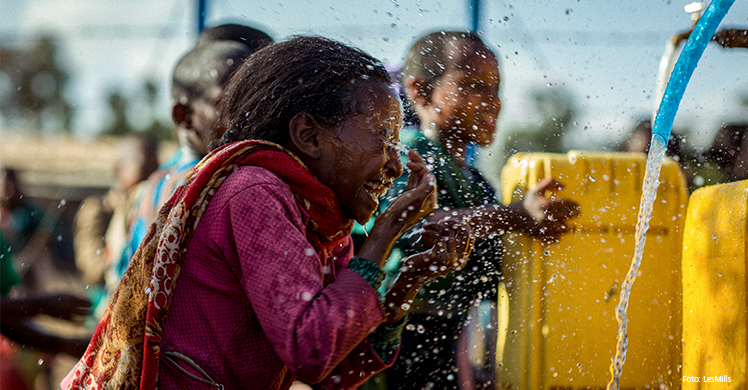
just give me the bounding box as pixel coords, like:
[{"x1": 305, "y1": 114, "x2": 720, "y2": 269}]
[
  {"x1": 498, "y1": 151, "x2": 688, "y2": 390},
  {"x1": 682, "y1": 181, "x2": 747, "y2": 389}
]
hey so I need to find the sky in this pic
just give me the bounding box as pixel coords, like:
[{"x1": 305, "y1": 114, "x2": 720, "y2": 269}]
[{"x1": 1, "y1": 0, "x2": 746, "y2": 157}]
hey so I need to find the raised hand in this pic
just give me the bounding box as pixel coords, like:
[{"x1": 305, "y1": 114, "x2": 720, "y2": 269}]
[
  {"x1": 358, "y1": 150, "x2": 438, "y2": 267},
  {"x1": 382, "y1": 218, "x2": 474, "y2": 324},
  {"x1": 518, "y1": 177, "x2": 580, "y2": 241},
  {"x1": 381, "y1": 150, "x2": 437, "y2": 232},
  {"x1": 405, "y1": 219, "x2": 473, "y2": 279}
]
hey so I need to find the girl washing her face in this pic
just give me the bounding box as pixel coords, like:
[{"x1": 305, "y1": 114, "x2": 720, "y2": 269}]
[{"x1": 62, "y1": 36, "x2": 474, "y2": 390}]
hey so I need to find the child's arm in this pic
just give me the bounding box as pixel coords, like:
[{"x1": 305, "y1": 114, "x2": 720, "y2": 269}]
[
  {"x1": 315, "y1": 219, "x2": 475, "y2": 390},
  {"x1": 1, "y1": 319, "x2": 90, "y2": 357},
  {"x1": 428, "y1": 177, "x2": 580, "y2": 242},
  {"x1": 0, "y1": 293, "x2": 92, "y2": 323}
]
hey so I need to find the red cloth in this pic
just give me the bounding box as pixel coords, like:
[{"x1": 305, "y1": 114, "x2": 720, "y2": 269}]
[
  {"x1": 1, "y1": 336, "x2": 33, "y2": 390},
  {"x1": 61, "y1": 141, "x2": 386, "y2": 390}
]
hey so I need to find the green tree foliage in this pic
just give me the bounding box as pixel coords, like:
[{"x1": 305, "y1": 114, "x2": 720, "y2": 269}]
[
  {"x1": 100, "y1": 79, "x2": 172, "y2": 141},
  {"x1": 101, "y1": 90, "x2": 135, "y2": 136},
  {"x1": 141, "y1": 79, "x2": 173, "y2": 141},
  {"x1": 0, "y1": 35, "x2": 73, "y2": 132}
]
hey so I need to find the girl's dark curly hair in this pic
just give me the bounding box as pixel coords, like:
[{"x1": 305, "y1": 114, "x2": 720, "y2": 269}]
[{"x1": 214, "y1": 35, "x2": 392, "y2": 148}]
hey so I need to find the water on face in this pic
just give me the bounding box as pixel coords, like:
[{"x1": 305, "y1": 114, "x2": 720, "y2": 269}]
[{"x1": 606, "y1": 136, "x2": 666, "y2": 390}]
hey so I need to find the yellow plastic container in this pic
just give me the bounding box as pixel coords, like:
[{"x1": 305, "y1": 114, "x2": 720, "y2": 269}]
[
  {"x1": 682, "y1": 181, "x2": 748, "y2": 389},
  {"x1": 498, "y1": 151, "x2": 688, "y2": 390}
]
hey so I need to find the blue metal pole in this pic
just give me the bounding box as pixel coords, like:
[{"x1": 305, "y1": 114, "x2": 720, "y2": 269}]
[
  {"x1": 197, "y1": 0, "x2": 207, "y2": 33},
  {"x1": 470, "y1": 0, "x2": 481, "y2": 32}
]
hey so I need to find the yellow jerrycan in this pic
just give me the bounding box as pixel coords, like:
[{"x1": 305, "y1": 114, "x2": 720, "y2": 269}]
[
  {"x1": 498, "y1": 151, "x2": 688, "y2": 390},
  {"x1": 682, "y1": 180, "x2": 748, "y2": 389}
]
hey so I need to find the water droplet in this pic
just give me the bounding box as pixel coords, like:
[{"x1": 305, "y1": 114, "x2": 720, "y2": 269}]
[
  {"x1": 416, "y1": 324, "x2": 425, "y2": 333},
  {"x1": 400, "y1": 302, "x2": 410, "y2": 310}
]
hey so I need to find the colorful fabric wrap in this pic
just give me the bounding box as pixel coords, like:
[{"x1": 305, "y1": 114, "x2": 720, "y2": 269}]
[
  {"x1": 62, "y1": 140, "x2": 354, "y2": 390},
  {"x1": 346, "y1": 256, "x2": 386, "y2": 291}
]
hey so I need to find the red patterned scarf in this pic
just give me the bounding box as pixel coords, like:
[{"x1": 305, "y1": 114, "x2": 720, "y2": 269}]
[{"x1": 62, "y1": 140, "x2": 353, "y2": 390}]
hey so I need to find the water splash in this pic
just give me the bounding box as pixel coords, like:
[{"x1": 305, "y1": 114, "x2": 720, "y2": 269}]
[
  {"x1": 607, "y1": 138, "x2": 666, "y2": 390},
  {"x1": 606, "y1": 1, "x2": 735, "y2": 389}
]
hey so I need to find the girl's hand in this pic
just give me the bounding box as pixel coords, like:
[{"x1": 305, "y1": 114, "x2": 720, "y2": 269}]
[
  {"x1": 518, "y1": 177, "x2": 580, "y2": 241},
  {"x1": 382, "y1": 218, "x2": 474, "y2": 324},
  {"x1": 379, "y1": 150, "x2": 437, "y2": 233},
  {"x1": 358, "y1": 151, "x2": 437, "y2": 267},
  {"x1": 402, "y1": 218, "x2": 474, "y2": 284}
]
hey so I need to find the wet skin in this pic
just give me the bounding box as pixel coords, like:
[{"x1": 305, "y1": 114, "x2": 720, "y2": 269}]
[
  {"x1": 423, "y1": 40, "x2": 501, "y2": 157},
  {"x1": 314, "y1": 81, "x2": 405, "y2": 224},
  {"x1": 406, "y1": 38, "x2": 580, "y2": 241}
]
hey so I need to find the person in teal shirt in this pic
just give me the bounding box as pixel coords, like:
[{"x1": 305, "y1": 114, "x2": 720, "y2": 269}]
[
  {"x1": 356, "y1": 31, "x2": 580, "y2": 389},
  {"x1": 1, "y1": 233, "x2": 20, "y2": 295}
]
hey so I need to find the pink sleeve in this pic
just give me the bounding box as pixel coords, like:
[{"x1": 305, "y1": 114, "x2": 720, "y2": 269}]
[{"x1": 215, "y1": 179, "x2": 389, "y2": 383}]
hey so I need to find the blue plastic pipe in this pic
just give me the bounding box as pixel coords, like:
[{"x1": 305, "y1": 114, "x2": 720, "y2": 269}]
[{"x1": 651, "y1": 0, "x2": 736, "y2": 145}]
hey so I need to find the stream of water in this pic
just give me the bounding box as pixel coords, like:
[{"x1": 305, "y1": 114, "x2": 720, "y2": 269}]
[
  {"x1": 606, "y1": 137, "x2": 666, "y2": 390},
  {"x1": 605, "y1": 1, "x2": 735, "y2": 389}
]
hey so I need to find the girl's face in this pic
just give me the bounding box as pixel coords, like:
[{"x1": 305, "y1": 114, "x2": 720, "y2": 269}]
[
  {"x1": 315, "y1": 81, "x2": 404, "y2": 224},
  {"x1": 428, "y1": 41, "x2": 501, "y2": 147}
]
